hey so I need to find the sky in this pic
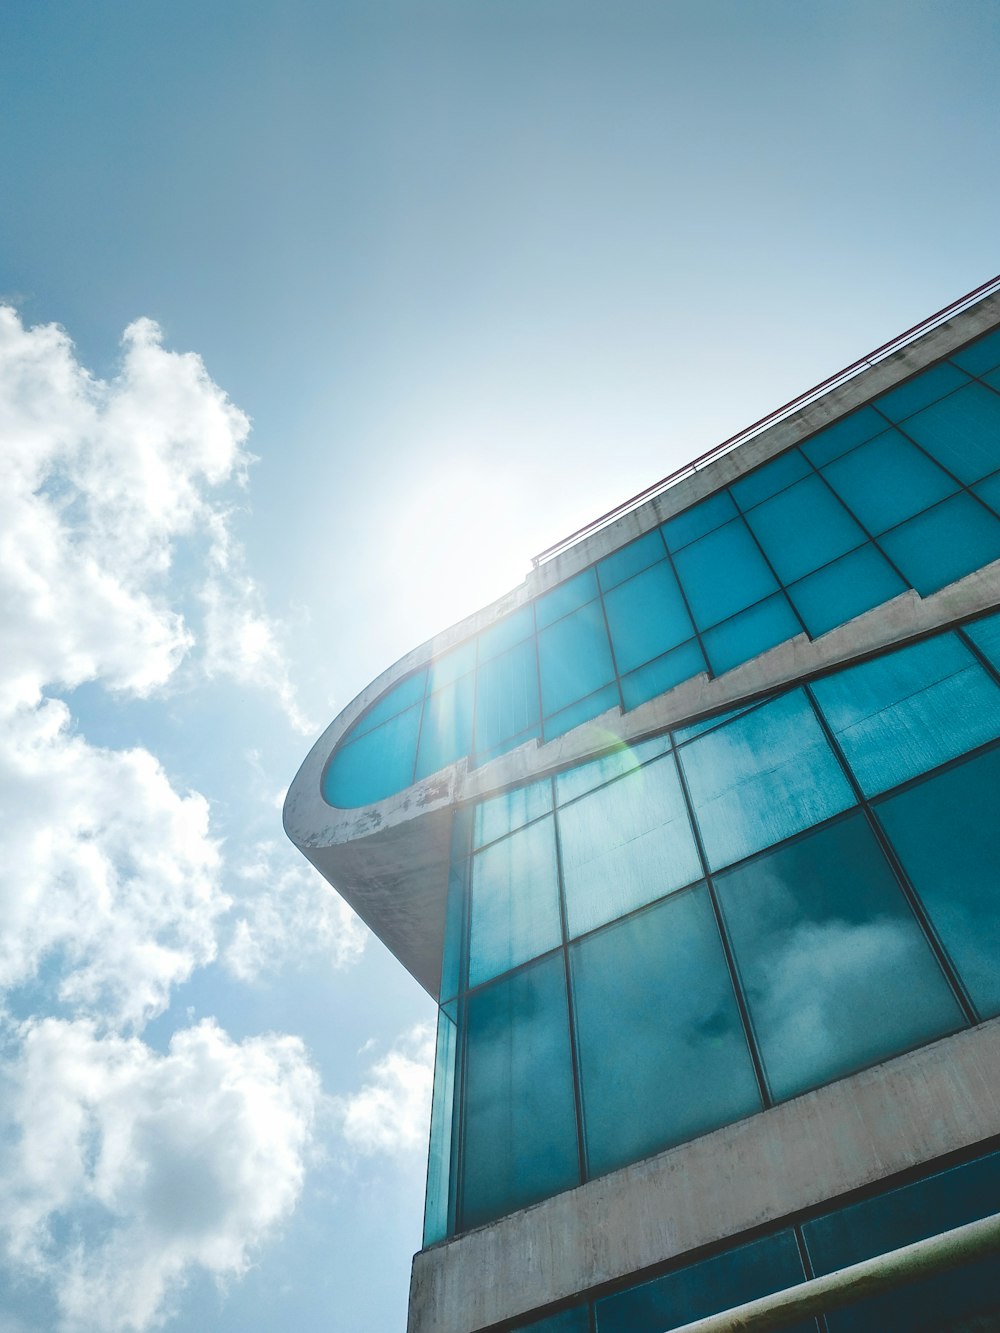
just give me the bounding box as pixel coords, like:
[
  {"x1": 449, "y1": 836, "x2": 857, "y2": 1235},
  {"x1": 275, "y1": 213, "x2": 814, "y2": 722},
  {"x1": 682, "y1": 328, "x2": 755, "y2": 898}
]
[{"x1": 0, "y1": 2, "x2": 997, "y2": 1330}]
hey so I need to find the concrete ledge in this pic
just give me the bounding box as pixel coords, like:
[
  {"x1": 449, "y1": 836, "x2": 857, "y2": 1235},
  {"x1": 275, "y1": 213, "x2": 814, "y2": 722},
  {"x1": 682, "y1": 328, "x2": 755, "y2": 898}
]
[{"x1": 407, "y1": 1018, "x2": 1000, "y2": 1333}]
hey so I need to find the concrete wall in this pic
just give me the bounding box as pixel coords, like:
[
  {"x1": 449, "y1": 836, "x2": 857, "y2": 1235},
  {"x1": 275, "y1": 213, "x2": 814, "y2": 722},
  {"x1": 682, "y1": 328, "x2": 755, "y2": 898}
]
[{"x1": 407, "y1": 1019, "x2": 1000, "y2": 1333}]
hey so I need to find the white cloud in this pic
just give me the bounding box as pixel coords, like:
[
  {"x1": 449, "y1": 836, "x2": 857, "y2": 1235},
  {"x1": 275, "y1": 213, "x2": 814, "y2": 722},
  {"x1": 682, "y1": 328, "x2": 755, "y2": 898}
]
[
  {"x1": 336, "y1": 1025, "x2": 434, "y2": 1158},
  {"x1": 224, "y1": 840, "x2": 368, "y2": 982},
  {"x1": 0, "y1": 1017, "x2": 320, "y2": 1333}
]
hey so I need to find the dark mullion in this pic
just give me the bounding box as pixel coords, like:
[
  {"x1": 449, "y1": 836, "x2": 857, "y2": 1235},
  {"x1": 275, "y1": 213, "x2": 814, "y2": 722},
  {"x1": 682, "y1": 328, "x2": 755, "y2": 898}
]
[
  {"x1": 957, "y1": 623, "x2": 1000, "y2": 690},
  {"x1": 669, "y1": 746, "x2": 772, "y2": 1109},
  {"x1": 735, "y1": 507, "x2": 813, "y2": 642},
  {"x1": 958, "y1": 362, "x2": 1000, "y2": 402},
  {"x1": 593, "y1": 578, "x2": 627, "y2": 717},
  {"x1": 869, "y1": 403, "x2": 1000, "y2": 525},
  {"x1": 660, "y1": 539, "x2": 716, "y2": 680},
  {"x1": 792, "y1": 1225, "x2": 829, "y2": 1333},
  {"x1": 552, "y1": 782, "x2": 590, "y2": 1187},
  {"x1": 802, "y1": 684, "x2": 979, "y2": 1027}
]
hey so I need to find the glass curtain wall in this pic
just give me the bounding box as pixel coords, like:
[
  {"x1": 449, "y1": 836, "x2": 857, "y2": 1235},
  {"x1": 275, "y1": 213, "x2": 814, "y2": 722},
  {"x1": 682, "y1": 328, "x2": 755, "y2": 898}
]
[
  {"x1": 424, "y1": 611, "x2": 1000, "y2": 1243},
  {"x1": 326, "y1": 325, "x2": 1000, "y2": 808}
]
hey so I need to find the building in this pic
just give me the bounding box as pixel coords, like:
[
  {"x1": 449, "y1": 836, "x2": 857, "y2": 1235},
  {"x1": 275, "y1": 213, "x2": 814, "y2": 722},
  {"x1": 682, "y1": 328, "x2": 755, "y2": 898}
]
[{"x1": 284, "y1": 281, "x2": 1000, "y2": 1333}]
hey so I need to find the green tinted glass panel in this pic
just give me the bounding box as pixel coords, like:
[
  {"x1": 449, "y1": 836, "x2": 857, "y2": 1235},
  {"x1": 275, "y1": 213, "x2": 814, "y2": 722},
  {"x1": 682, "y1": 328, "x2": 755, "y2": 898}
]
[
  {"x1": 475, "y1": 637, "x2": 540, "y2": 754},
  {"x1": 811, "y1": 633, "x2": 1000, "y2": 796},
  {"x1": 469, "y1": 816, "x2": 562, "y2": 987},
  {"x1": 822, "y1": 431, "x2": 957, "y2": 534},
  {"x1": 558, "y1": 754, "x2": 702, "y2": 937},
  {"x1": 621, "y1": 639, "x2": 708, "y2": 711},
  {"x1": 538, "y1": 600, "x2": 615, "y2": 717},
  {"x1": 878, "y1": 492, "x2": 1000, "y2": 595},
  {"x1": 461, "y1": 955, "x2": 580, "y2": 1230},
  {"x1": 673, "y1": 518, "x2": 779, "y2": 629},
  {"x1": 679, "y1": 690, "x2": 854, "y2": 870},
  {"x1": 744, "y1": 474, "x2": 866, "y2": 584},
  {"x1": 873, "y1": 362, "x2": 970, "y2": 422},
  {"x1": 603, "y1": 559, "x2": 695, "y2": 675},
  {"x1": 571, "y1": 886, "x2": 761, "y2": 1178},
  {"x1": 787, "y1": 543, "x2": 907, "y2": 638},
  {"x1": 323, "y1": 703, "x2": 421, "y2": 806},
  {"x1": 877, "y1": 746, "x2": 1000, "y2": 1017},
  {"x1": 716, "y1": 814, "x2": 963, "y2": 1103},
  {"x1": 900, "y1": 381, "x2": 1000, "y2": 484},
  {"x1": 701, "y1": 593, "x2": 802, "y2": 675}
]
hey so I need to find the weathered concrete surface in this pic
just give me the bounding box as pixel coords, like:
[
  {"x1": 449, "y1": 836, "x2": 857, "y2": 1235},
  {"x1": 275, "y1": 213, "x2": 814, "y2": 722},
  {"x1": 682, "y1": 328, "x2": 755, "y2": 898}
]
[{"x1": 407, "y1": 1019, "x2": 1000, "y2": 1333}]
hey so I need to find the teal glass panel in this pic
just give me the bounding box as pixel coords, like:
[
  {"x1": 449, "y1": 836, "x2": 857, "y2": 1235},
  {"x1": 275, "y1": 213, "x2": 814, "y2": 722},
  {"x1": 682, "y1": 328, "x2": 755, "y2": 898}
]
[
  {"x1": 475, "y1": 724, "x2": 541, "y2": 766},
  {"x1": 873, "y1": 362, "x2": 970, "y2": 422},
  {"x1": 535, "y1": 568, "x2": 599, "y2": 629},
  {"x1": 475, "y1": 637, "x2": 539, "y2": 755},
  {"x1": 717, "y1": 815, "x2": 963, "y2": 1102},
  {"x1": 787, "y1": 543, "x2": 907, "y2": 638},
  {"x1": 701, "y1": 593, "x2": 802, "y2": 675},
  {"x1": 673, "y1": 518, "x2": 779, "y2": 629},
  {"x1": 730, "y1": 449, "x2": 810, "y2": 510},
  {"x1": 671, "y1": 700, "x2": 760, "y2": 744},
  {"x1": 558, "y1": 754, "x2": 702, "y2": 937},
  {"x1": 553, "y1": 733, "x2": 672, "y2": 806},
  {"x1": 440, "y1": 852, "x2": 467, "y2": 1003},
  {"x1": 596, "y1": 1231, "x2": 811, "y2": 1333},
  {"x1": 679, "y1": 690, "x2": 854, "y2": 871},
  {"x1": 415, "y1": 673, "x2": 475, "y2": 780},
  {"x1": 474, "y1": 778, "x2": 553, "y2": 849},
  {"x1": 571, "y1": 886, "x2": 762, "y2": 1178},
  {"x1": 543, "y1": 683, "x2": 619, "y2": 741},
  {"x1": 477, "y1": 604, "x2": 534, "y2": 663},
  {"x1": 460, "y1": 954, "x2": 580, "y2": 1230},
  {"x1": 513, "y1": 1308, "x2": 590, "y2": 1333},
  {"x1": 803, "y1": 1150, "x2": 1000, "y2": 1333},
  {"x1": 427, "y1": 640, "x2": 476, "y2": 692},
  {"x1": 603, "y1": 559, "x2": 695, "y2": 674},
  {"x1": 597, "y1": 528, "x2": 666, "y2": 591},
  {"x1": 952, "y1": 326, "x2": 1000, "y2": 376},
  {"x1": 538, "y1": 600, "x2": 615, "y2": 717},
  {"x1": 878, "y1": 492, "x2": 1000, "y2": 595},
  {"x1": 812, "y1": 633, "x2": 1000, "y2": 797},
  {"x1": 423, "y1": 1006, "x2": 458, "y2": 1245},
  {"x1": 973, "y1": 468, "x2": 1000, "y2": 513},
  {"x1": 661, "y1": 490, "x2": 738, "y2": 552},
  {"x1": 468, "y1": 815, "x2": 562, "y2": 987},
  {"x1": 745, "y1": 475, "x2": 866, "y2": 584},
  {"x1": 822, "y1": 431, "x2": 957, "y2": 534},
  {"x1": 621, "y1": 639, "x2": 708, "y2": 711},
  {"x1": 962, "y1": 608, "x2": 1000, "y2": 669},
  {"x1": 348, "y1": 668, "x2": 426, "y2": 739},
  {"x1": 800, "y1": 408, "x2": 888, "y2": 468},
  {"x1": 877, "y1": 746, "x2": 1000, "y2": 1017},
  {"x1": 900, "y1": 381, "x2": 1000, "y2": 483},
  {"x1": 323, "y1": 703, "x2": 421, "y2": 807},
  {"x1": 986, "y1": 366, "x2": 1000, "y2": 391}
]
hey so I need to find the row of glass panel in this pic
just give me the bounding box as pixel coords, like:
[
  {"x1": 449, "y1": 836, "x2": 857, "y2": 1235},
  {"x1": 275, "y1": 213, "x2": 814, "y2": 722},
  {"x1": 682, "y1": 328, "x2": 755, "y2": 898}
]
[
  {"x1": 423, "y1": 613, "x2": 1000, "y2": 1240},
  {"x1": 325, "y1": 324, "x2": 1000, "y2": 807},
  {"x1": 512, "y1": 1147, "x2": 1000, "y2": 1333}
]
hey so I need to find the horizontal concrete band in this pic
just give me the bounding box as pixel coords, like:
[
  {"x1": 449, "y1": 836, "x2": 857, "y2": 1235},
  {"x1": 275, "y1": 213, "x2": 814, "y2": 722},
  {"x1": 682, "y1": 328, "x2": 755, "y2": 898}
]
[{"x1": 407, "y1": 1018, "x2": 1000, "y2": 1333}]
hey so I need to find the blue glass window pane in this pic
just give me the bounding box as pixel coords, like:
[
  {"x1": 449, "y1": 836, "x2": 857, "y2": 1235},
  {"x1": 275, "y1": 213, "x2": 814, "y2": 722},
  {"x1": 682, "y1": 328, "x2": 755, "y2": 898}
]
[
  {"x1": 951, "y1": 327, "x2": 1000, "y2": 376},
  {"x1": 730, "y1": 450, "x2": 811, "y2": 510},
  {"x1": 596, "y1": 1231, "x2": 811, "y2": 1333},
  {"x1": 543, "y1": 682, "x2": 619, "y2": 741},
  {"x1": 558, "y1": 754, "x2": 703, "y2": 937},
  {"x1": 477, "y1": 604, "x2": 535, "y2": 664},
  {"x1": 787, "y1": 543, "x2": 907, "y2": 638},
  {"x1": 474, "y1": 778, "x2": 554, "y2": 849},
  {"x1": 554, "y1": 734, "x2": 672, "y2": 806},
  {"x1": 427, "y1": 640, "x2": 476, "y2": 692},
  {"x1": 822, "y1": 431, "x2": 957, "y2": 534},
  {"x1": 621, "y1": 639, "x2": 708, "y2": 711},
  {"x1": 323, "y1": 703, "x2": 421, "y2": 806},
  {"x1": 672, "y1": 701, "x2": 760, "y2": 744},
  {"x1": 415, "y1": 674, "x2": 475, "y2": 779},
  {"x1": 661, "y1": 490, "x2": 738, "y2": 552},
  {"x1": 803, "y1": 1151, "x2": 1000, "y2": 1333},
  {"x1": 469, "y1": 815, "x2": 562, "y2": 987},
  {"x1": 879, "y1": 492, "x2": 1000, "y2": 595},
  {"x1": 538, "y1": 601, "x2": 615, "y2": 717},
  {"x1": 349, "y1": 669, "x2": 426, "y2": 739},
  {"x1": 877, "y1": 746, "x2": 1000, "y2": 1017},
  {"x1": 900, "y1": 381, "x2": 1000, "y2": 484},
  {"x1": 811, "y1": 633, "x2": 1000, "y2": 797},
  {"x1": 800, "y1": 408, "x2": 888, "y2": 468},
  {"x1": 475, "y1": 637, "x2": 539, "y2": 755},
  {"x1": 535, "y1": 568, "x2": 599, "y2": 629},
  {"x1": 423, "y1": 1006, "x2": 458, "y2": 1245},
  {"x1": 572, "y1": 886, "x2": 761, "y2": 1179},
  {"x1": 973, "y1": 469, "x2": 1000, "y2": 513},
  {"x1": 679, "y1": 690, "x2": 854, "y2": 871},
  {"x1": 673, "y1": 518, "x2": 779, "y2": 629},
  {"x1": 701, "y1": 594, "x2": 802, "y2": 675},
  {"x1": 963, "y1": 608, "x2": 1000, "y2": 669},
  {"x1": 475, "y1": 725, "x2": 541, "y2": 767},
  {"x1": 986, "y1": 366, "x2": 1000, "y2": 392},
  {"x1": 461, "y1": 955, "x2": 580, "y2": 1230},
  {"x1": 873, "y1": 362, "x2": 970, "y2": 422},
  {"x1": 716, "y1": 813, "x2": 962, "y2": 1103},
  {"x1": 745, "y1": 475, "x2": 866, "y2": 584},
  {"x1": 513, "y1": 1308, "x2": 590, "y2": 1333},
  {"x1": 440, "y1": 847, "x2": 468, "y2": 1003},
  {"x1": 597, "y1": 528, "x2": 667, "y2": 591},
  {"x1": 603, "y1": 559, "x2": 695, "y2": 675}
]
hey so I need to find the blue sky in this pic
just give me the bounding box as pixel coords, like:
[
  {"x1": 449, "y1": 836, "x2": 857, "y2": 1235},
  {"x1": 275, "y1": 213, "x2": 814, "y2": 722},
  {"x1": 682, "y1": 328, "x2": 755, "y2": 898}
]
[{"x1": 0, "y1": 2, "x2": 997, "y2": 1330}]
